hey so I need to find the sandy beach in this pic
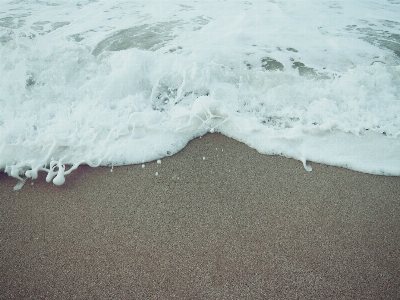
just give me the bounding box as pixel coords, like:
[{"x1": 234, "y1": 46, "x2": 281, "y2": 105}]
[{"x1": 1, "y1": 133, "x2": 399, "y2": 299}]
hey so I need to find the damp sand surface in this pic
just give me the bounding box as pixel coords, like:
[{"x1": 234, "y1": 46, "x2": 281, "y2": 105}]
[{"x1": 1, "y1": 134, "x2": 399, "y2": 299}]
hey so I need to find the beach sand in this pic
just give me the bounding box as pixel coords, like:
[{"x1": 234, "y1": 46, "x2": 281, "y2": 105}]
[{"x1": 1, "y1": 133, "x2": 399, "y2": 299}]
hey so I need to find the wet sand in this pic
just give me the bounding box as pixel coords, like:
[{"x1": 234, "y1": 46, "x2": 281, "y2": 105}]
[{"x1": 1, "y1": 133, "x2": 399, "y2": 299}]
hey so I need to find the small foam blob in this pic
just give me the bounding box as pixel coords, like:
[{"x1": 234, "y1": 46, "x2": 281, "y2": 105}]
[
  {"x1": 53, "y1": 172, "x2": 65, "y2": 186},
  {"x1": 157, "y1": 160, "x2": 162, "y2": 164},
  {"x1": 52, "y1": 163, "x2": 66, "y2": 186},
  {"x1": 46, "y1": 161, "x2": 58, "y2": 183},
  {"x1": 302, "y1": 161, "x2": 313, "y2": 172}
]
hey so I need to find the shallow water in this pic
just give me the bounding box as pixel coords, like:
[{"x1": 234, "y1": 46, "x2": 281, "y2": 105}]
[{"x1": 1, "y1": 0, "x2": 399, "y2": 185}]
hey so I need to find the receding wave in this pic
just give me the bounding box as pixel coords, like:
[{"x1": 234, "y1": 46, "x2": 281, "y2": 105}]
[{"x1": 1, "y1": 0, "x2": 399, "y2": 187}]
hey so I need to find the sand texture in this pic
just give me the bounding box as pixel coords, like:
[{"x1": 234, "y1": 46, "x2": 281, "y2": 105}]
[{"x1": 1, "y1": 133, "x2": 399, "y2": 299}]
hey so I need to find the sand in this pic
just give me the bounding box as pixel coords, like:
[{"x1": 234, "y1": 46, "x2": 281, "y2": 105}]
[{"x1": 1, "y1": 133, "x2": 399, "y2": 299}]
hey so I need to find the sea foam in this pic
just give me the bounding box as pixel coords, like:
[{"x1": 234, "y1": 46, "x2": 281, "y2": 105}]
[{"x1": 1, "y1": 0, "x2": 399, "y2": 186}]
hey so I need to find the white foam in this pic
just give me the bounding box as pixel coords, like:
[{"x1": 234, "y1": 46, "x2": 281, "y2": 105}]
[{"x1": 1, "y1": 0, "x2": 400, "y2": 185}]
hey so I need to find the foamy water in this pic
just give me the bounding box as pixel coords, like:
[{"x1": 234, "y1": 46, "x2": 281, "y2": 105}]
[{"x1": 1, "y1": 0, "x2": 400, "y2": 186}]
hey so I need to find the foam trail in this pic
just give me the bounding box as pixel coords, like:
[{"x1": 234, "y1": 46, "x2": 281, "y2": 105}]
[{"x1": 1, "y1": 0, "x2": 399, "y2": 186}]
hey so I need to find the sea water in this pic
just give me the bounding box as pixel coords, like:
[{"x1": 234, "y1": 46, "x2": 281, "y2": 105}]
[{"x1": 1, "y1": 0, "x2": 399, "y2": 186}]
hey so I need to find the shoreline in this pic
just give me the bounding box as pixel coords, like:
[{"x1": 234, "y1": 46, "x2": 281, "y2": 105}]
[{"x1": 1, "y1": 133, "x2": 399, "y2": 299}]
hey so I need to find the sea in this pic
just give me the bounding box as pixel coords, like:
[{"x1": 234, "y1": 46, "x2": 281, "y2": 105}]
[{"x1": 1, "y1": 0, "x2": 399, "y2": 186}]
